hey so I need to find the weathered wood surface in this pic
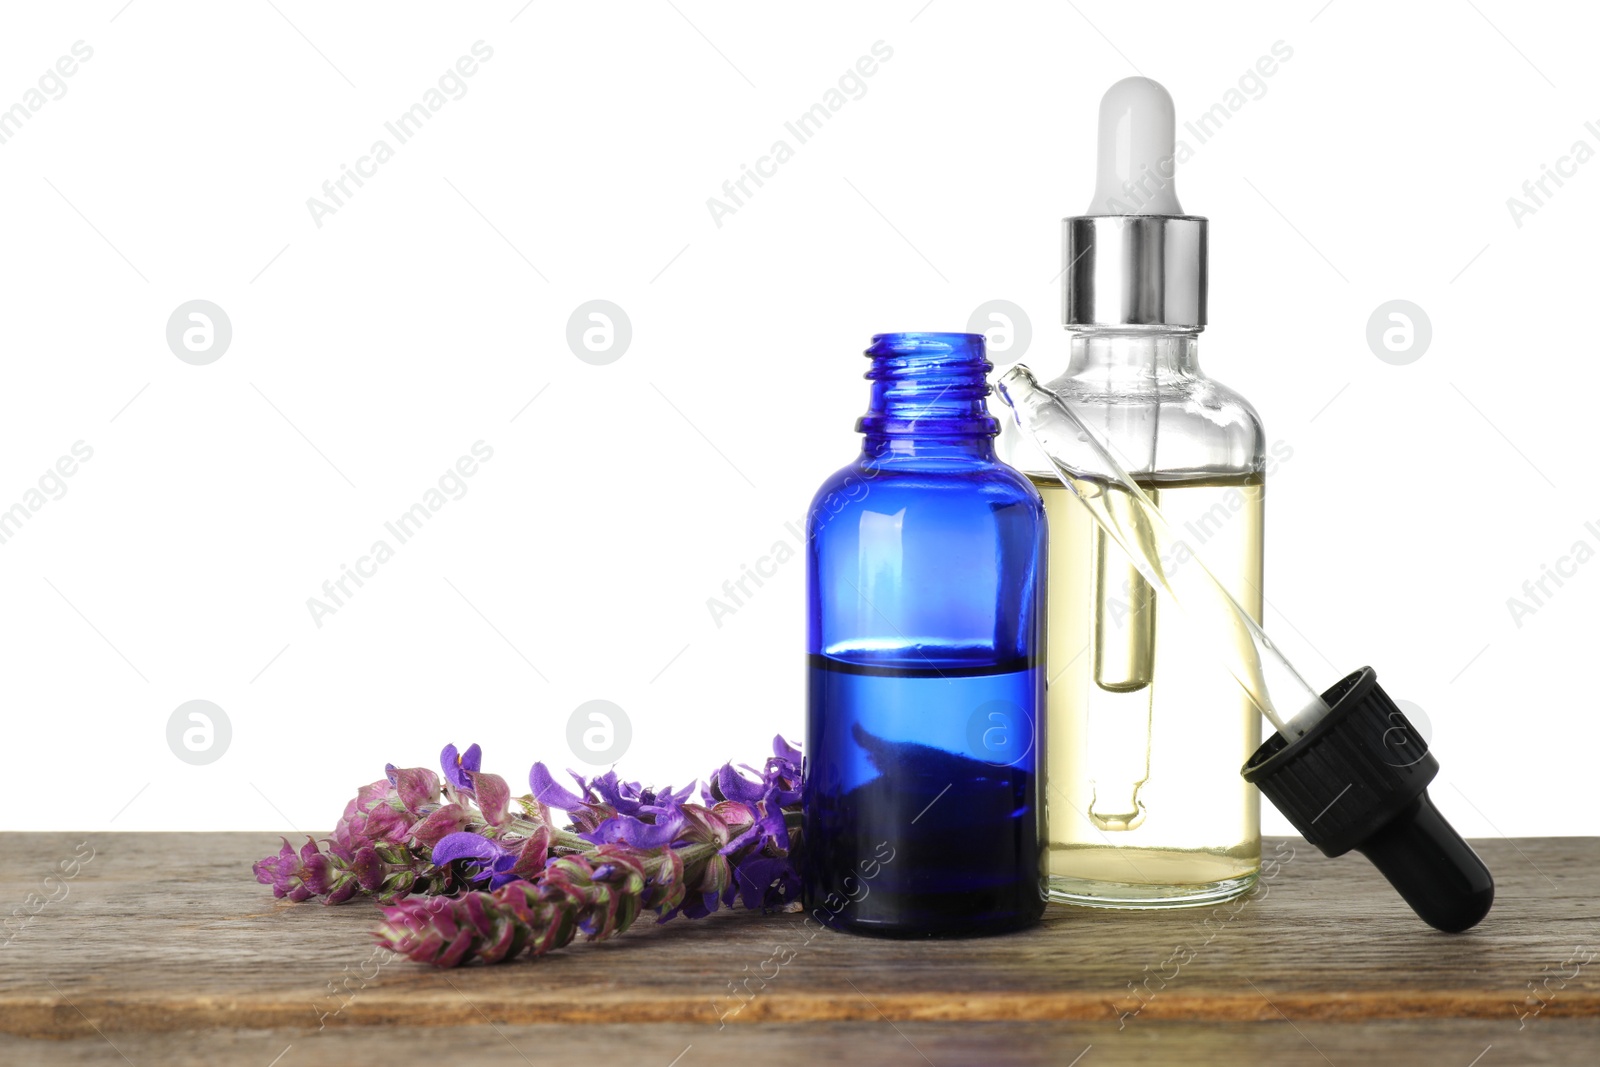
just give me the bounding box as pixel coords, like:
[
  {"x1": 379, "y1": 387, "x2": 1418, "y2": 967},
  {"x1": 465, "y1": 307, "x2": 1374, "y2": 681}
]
[{"x1": 1, "y1": 833, "x2": 1595, "y2": 1065}]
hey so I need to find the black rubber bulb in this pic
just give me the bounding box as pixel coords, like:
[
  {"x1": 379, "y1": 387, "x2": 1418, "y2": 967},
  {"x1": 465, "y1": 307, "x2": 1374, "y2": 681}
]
[{"x1": 1353, "y1": 791, "x2": 1494, "y2": 933}]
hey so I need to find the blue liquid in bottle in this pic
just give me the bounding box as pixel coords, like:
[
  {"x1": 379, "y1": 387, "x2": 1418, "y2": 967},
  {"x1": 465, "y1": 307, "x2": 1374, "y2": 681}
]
[{"x1": 802, "y1": 332, "x2": 1047, "y2": 937}]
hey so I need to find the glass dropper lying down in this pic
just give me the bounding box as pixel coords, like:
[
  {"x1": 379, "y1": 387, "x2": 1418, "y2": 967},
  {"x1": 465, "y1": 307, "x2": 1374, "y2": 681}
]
[{"x1": 997, "y1": 364, "x2": 1495, "y2": 932}]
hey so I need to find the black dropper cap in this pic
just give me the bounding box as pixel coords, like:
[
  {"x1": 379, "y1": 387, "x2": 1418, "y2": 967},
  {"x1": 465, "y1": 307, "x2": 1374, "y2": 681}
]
[{"x1": 1241, "y1": 667, "x2": 1493, "y2": 932}]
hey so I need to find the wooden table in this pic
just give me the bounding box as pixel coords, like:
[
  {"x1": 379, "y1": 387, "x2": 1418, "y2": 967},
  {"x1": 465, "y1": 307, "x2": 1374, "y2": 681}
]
[{"x1": 2, "y1": 833, "x2": 1595, "y2": 1065}]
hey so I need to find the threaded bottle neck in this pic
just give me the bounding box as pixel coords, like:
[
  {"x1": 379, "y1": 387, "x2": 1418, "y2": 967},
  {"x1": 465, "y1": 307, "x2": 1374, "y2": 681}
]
[{"x1": 856, "y1": 333, "x2": 998, "y2": 447}]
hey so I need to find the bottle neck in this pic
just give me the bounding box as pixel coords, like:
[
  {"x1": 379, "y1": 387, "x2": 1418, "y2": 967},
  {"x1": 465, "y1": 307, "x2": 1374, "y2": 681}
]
[
  {"x1": 857, "y1": 333, "x2": 997, "y2": 461},
  {"x1": 1065, "y1": 326, "x2": 1202, "y2": 381}
]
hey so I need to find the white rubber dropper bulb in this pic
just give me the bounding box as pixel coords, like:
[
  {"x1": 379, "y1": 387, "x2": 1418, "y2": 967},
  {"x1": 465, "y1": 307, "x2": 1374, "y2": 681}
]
[{"x1": 1086, "y1": 76, "x2": 1183, "y2": 216}]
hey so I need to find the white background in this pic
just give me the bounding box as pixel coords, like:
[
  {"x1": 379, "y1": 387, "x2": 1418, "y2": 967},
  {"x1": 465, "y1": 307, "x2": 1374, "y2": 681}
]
[{"x1": 0, "y1": 1, "x2": 1594, "y2": 839}]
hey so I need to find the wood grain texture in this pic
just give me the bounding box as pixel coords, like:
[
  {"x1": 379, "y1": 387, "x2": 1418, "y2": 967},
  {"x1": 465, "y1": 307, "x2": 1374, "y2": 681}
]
[
  {"x1": 6, "y1": 1021, "x2": 1600, "y2": 1067},
  {"x1": 1, "y1": 833, "x2": 1595, "y2": 1065}
]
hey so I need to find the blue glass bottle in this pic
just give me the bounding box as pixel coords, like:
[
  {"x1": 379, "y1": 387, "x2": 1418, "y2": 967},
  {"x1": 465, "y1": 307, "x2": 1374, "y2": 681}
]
[{"x1": 802, "y1": 332, "x2": 1047, "y2": 937}]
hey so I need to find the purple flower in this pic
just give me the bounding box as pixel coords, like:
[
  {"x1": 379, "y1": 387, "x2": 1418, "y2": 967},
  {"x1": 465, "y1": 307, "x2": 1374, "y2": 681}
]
[
  {"x1": 734, "y1": 855, "x2": 801, "y2": 911},
  {"x1": 384, "y1": 764, "x2": 441, "y2": 814},
  {"x1": 410, "y1": 803, "x2": 471, "y2": 847},
  {"x1": 530, "y1": 763, "x2": 694, "y2": 817},
  {"x1": 252, "y1": 837, "x2": 359, "y2": 904},
  {"x1": 714, "y1": 764, "x2": 767, "y2": 805},
  {"x1": 433, "y1": 830, "x2": 549, "y2": 889},
  {"x1": 254, "y1": 838, "x2": 320, "y2": 902},
  {"x1": 589, "y1": 771, "x2": 695, "y2": 817},
  {"x1": 722, "y1": 795, "x2": 790, "y2": 856},
  {"x1": 267, "y1": 735, "x2": 808, "y2": 964},
  {"x1": 529, "y1": 762, "x2": 588, "y2": 811},
  {"x1": 470, "y1": 772, "x2": 512, "y2": 828},
  {"x1": 433, "y1": 832, "x2": 513, "y2": 883},
  {"x1": 530, "y1": 763, "x2": 699, "y2": 849},
  {"x1": 537, "y1": 766, "x2": 690, "y2": 813},
  {"x1": 255, "y1": 835, "x2": 426, "y2": 906},
  {"x1": 706, "y1": 735, "x2": 803, "y2": 809},
  {"x1": 348, "y1": 845, "x2": 386, "y2": 893},
  {"x1": 329, "y1": 779, "x2": 411, "y2": 858},
  {"x1": 588, "y1": 809, "x2": 686, "y2": 849},
  {"x1": 440, "y1": 743, "x2": 482, "y2": 794}
]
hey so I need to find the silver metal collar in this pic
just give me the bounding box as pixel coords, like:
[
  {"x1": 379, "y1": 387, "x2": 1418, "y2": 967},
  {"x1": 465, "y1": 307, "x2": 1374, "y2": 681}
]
[{"x1": 1062, "y1": 215, "x2": 1208, "y2": 328}]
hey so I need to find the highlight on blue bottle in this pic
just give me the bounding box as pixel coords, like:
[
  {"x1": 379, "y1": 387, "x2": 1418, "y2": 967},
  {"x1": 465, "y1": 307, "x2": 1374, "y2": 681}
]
[{"x1": 801, "y1": 331, "x2": 1047, "y2": 937}]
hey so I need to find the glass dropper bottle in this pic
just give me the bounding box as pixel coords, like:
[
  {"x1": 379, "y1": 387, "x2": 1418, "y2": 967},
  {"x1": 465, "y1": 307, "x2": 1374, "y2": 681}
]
[{"x1": 995, "y1": 76, "x2": 1266, "y2": 908}]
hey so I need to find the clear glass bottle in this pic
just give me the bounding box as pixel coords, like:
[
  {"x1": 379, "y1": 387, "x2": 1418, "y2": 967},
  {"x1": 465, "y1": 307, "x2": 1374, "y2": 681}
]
[
  {"x1": 991, "y1": 76, "x2": 1264, "y2": 907},
  {"x1": 997, "y1": 325, "x2": 1265, "y2": 907},
  {"x1": 803, "y1": 332, "x2": 1047, "y2": 937}
]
